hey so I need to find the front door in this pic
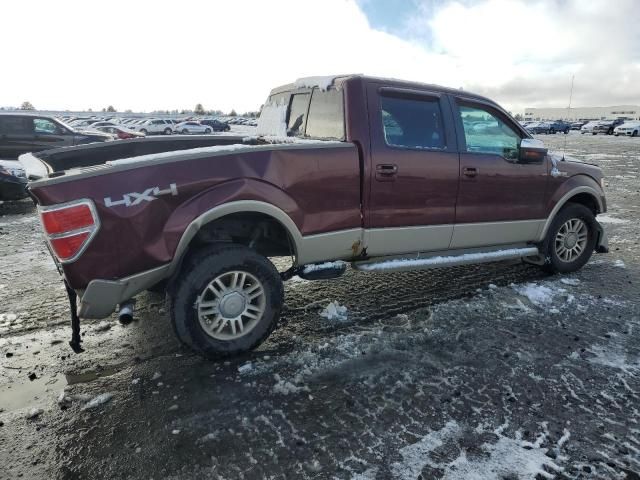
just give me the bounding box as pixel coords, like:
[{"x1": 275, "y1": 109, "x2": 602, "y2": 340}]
[
  {"x1": 366, "y1": 84, "x2": 460, "y2": 256},
  {"x1": 450, "y1": 98, "x2": 548, "y2": 249},
  {"x1": 31, "y1": 117, "x2": 71, "y2": 152}
]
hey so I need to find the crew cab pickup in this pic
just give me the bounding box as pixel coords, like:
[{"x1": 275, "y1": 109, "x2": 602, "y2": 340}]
[{"x1": 20, "y1": 75, "x2": 609, "y2": 358}]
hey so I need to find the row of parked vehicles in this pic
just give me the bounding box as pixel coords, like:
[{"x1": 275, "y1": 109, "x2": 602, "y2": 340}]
[
  {"x1": 521, "y1": 119, "x2": 640, "y2": 136},
  {"x1": 0, "y1": 112, "x2": 257, "y2": 199}
]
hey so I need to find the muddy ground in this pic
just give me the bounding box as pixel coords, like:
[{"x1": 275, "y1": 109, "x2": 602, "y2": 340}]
[{"x1": 0, "y1": 133, "x2": 639, "y2": 479}]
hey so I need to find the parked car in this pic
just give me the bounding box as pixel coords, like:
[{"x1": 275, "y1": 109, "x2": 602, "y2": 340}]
[
  {"x1": 547, "y1": 120, "x2": 571, "y2": 134},
  {"x1": 94, "y1": 125, "x2": 145, "y2": 140},
  {"x1": 174, "y1": 121, "x2": 213, "y2": 134},
  {"x1": 571, "y1": 121, "x2": 587, "y2": 130},
  {"x1": 199, "y1": 119, "x2": 230, "y2": 132},
  {"x1": 593, "y1": 119, "x2": 625, "y2": 135},
  {"x1": 88, "y1": 121, "x2": 118, "y2": 129},
  {"x1": 613, "y1": 121, "x2": 640, "y2": 137},
  {"x1": 580, "y1": 121, "x2": 599, "y2": 134},
  {"x1": 132, "y1": 119, "x2": 174, "y2": 135},
  {"x1": 0, "y1": 113, "x2": 111, "y2": 159},
  {"x1": 20, "y1": 74, "x2": 608, "y2": 358},
  {"x1": 0, "y1": 159, "x2": 28, "y2": 200},
  {"x1": 526, "y1": 122, "x2": 551, "y2": 134}
]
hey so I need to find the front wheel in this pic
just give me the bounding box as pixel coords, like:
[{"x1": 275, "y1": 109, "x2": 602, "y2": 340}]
[
  {"x1": 170, "y1": 244, "x2": 284, "y2": 359},
  {"x1": 164, "y1": 128, "x2": 172, "y2": 135},
  {"x1": 633, "y1": 130, "x2": 638, "y2": 137},
  {"x1": 205, "y1": 128, "x2": 212, "y2": 134},
  {"x1": 542, "y1": 203, "x2": 597, "y2": 274},
  {"x1": 182, "y1": 128, "x2": 189, "y2": 134},
  {"x1": 140, "y1": 129, "x2": 148, "y2": 135}
]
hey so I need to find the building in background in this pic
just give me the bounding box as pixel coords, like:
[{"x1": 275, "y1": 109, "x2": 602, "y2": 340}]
[{"x1": 524, "y1": 105, "x2": 640, "y2": 122}]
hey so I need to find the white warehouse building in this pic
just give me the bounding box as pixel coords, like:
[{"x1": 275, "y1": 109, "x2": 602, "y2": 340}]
[{"x1": 524, "y1": 105, "x2": 640, "y2": 121}]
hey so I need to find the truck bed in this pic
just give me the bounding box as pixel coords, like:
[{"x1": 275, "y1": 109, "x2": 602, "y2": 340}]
[{"x1": 22, "y1": 135, "x2": 249, "y2": 177}]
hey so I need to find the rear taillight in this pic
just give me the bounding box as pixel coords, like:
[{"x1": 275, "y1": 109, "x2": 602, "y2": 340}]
[{"x1": 39, "y1": 200, "x2": 99, "y2": 263}]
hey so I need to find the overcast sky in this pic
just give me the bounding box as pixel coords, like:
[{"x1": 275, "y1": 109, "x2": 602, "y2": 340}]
[{"x1": 2, "y1": 0, "x2": 638, "y2": 114}]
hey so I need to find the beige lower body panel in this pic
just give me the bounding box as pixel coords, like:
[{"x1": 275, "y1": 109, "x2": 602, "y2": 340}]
[
  {"x1": 449, "y1": 219, "x2": 545, "y2": 249},
  {"x1": 364, "y1": 225, "x2": 453, "y2": 257},
  {"x1": 296, "y1": 228, "x2": 363, "y2": 265}
]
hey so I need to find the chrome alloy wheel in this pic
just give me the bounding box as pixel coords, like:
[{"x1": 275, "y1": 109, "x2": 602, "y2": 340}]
[
  {"x1": 555, "y1": 218, "x2": 588, "y2": 263},
  {"x1": 196, "y1": 271, "x2": 266, "y2": 340}
]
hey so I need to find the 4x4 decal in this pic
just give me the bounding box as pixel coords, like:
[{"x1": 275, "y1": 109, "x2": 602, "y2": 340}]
[{"x1": 104, "y1": 183, "x2": 178, "y2": 207}]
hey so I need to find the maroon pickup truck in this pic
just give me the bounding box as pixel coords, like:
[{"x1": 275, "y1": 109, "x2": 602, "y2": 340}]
[{"x1": 20, "y1": 75, "x2": 608, "y2": 358}]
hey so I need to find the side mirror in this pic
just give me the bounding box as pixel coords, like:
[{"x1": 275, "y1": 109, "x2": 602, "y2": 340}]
[{"x1": 519, "y1": 138, "x2": 547, "y2": 163}]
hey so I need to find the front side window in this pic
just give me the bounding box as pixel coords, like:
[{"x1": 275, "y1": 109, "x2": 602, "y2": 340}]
[
  {"x1": 458, "y1": 104, "x2": 520, "y2": 159},
  {"x1": 287, "y1": 93, "x2": 310, "y2": 136},
  {"x1": 305, "y1": 89, "x2": 344, "y2": 140},
  {"x1": 33, "y1": 118, "x2": 61, "y2": 134},
  {"x1": 380, "y1": 95, "x2": 445, "y2": 149}
]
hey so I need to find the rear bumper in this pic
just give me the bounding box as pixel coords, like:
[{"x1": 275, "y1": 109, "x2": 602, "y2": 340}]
[{"x1": 77, "y1": 264, "x2": 170, "y2": 318}]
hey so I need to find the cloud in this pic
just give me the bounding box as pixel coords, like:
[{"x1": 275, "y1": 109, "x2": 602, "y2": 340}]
[{"x1": 1, "y1": 0, "x2": 637, "y2": 113}]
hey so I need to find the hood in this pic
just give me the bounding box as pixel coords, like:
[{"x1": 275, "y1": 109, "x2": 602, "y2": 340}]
[{"x1": 549, "y1": 151, "x2": 603, "y2": 182}]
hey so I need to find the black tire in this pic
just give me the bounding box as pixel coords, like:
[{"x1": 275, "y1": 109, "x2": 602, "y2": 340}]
[
  {"x1": 541, "y1": 203, "x2": 597, "y2": 274},
  {"x1": 205, "y1": 128, "x2": 212, "y2": 134},
  {"x1": 633, "y1": 130, "x2": 638, "y2": 137},
  {"x1": 549, "y1": 128, "x2": 555, "y2": 134},
  {"x1": 164, "y1": 128, "x2": 172, "y2": 135},
  {"x1": 140, "y1": 129, "x2": 148, "y2": 135},
  {"x1": 564, "y1": 128, "x2": 569, "y2": 134},
  {"x1": 182, "y1": 129, "x2": 189, "y2": 134},
  {"x1": 170, "y1": 244, "x2": 284, "y2": 359},
  {"x1": 608, "y1": 128, "x2": 613, "y2": 135}
]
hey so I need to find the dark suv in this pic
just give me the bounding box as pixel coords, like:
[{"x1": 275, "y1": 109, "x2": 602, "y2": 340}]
[
  {"x1": 199, "y1": 119, "x2": 231, "y2": 132},
  {"x1": 0, "y1": 113, "x2": 111, "y2": 159},
  {"x1": 593, "y1": 119, "x2": 625, "y2": 135}
]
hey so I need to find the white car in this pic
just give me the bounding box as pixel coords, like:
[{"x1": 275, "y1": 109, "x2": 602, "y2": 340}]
[
  {"x1": 580, "y1": 121, "x2": 599, "y2": 134},
  {"x1": 132, "y1": 119, "x2": 174, "y2": 135},
  {"x1": 174, "y1": 121, "x2": 212, "y2": 134},
  {"x1": 614, "y1": 121, "x2": 640, "y2": 137}
]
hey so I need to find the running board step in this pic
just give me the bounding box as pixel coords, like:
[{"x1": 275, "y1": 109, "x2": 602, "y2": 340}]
[{"x1": 352, "y1": 247, "x2": 540, "y2": 273}]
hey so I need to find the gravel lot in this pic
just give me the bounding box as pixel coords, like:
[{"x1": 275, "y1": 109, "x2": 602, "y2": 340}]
[{"x1": 0, "y1": 133, "x2": 639, "y2": 479}]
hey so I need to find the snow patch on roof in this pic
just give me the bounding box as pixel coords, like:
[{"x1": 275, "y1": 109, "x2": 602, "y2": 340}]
[{"x1": 294, "y1": 75, "x2": 340, "y2": 91}]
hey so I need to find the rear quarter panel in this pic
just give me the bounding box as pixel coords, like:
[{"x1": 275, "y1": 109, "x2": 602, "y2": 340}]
[{"x1": 31, "y1": 144, "x2": 361, "y2": 289}]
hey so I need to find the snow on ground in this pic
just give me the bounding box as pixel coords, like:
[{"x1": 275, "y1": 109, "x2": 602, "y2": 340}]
[
  {"x1": 319, "y1": 301, "x2": 348, "y2": 322},
  {"x1": 597, "y1": 215, "x2": 630, "y2": 224},
  {"x1": 511, "y1": 282, "x2": 558, "y2": 306},
  {"x1": 391, "y1": 420, "x2": 561, "y2": 480}
]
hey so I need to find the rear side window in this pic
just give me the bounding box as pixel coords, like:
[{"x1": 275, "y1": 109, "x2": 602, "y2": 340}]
[
  {"x1": 0, "y1": 116, "x2": 32, "y2": 135},
  {"x1": 305, "y1": 89, "x2": 344, "y2": 140},
  {"x1": 380, "y1": 95, "x2": 445, "y2": 149},
  {"x1": 287, "y1": 93, "x2": 310, "y2": 136}
]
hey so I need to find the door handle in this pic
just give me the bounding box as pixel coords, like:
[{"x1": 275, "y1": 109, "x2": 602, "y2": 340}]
[
  {"x1": 376, "y1": 164, "x2": 398, "y2": 175},
  {"x1": 463, "y1": 167, "x2": 478, "y2": 177}
]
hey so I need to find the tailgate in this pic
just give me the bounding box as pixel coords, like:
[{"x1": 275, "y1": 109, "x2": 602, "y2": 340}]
[{"x1": 19, "y1": 152, "x2": 50, "y2": 180}]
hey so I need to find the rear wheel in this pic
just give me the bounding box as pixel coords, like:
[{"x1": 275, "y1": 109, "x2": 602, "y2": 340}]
[
  {"x1": 205, "y1": 128, "x2": 212, "y2": 134},
  {"x1": 542, "y1": 203, "x2": 597, "y2": 274},
  {"x1": 140, "y1": 128, "x2": 148, "y2": 135},
  {"x1": 164, "y1": 128, "x2": 172, "y2": 135},
  {"x1": 170, "y1": 244, "x2": 284, "y2": 358},
  {"x1": 633, "y1": 130, "x2": 638, "y2": 137},
  {"x1": 182, "y1": 128, "x2": 189, "y2": 134}
]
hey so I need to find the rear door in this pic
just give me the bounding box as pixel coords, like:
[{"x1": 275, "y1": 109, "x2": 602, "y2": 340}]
[
  {"x1": 0, "y1": 116, "x2": 36, "y2": 159},
  {"x1": 450, "y1": 97, "x2": 548, "y2": 249},
  {"x1": 365, "y1": 83, "x2": 460, "y2": 256}
]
